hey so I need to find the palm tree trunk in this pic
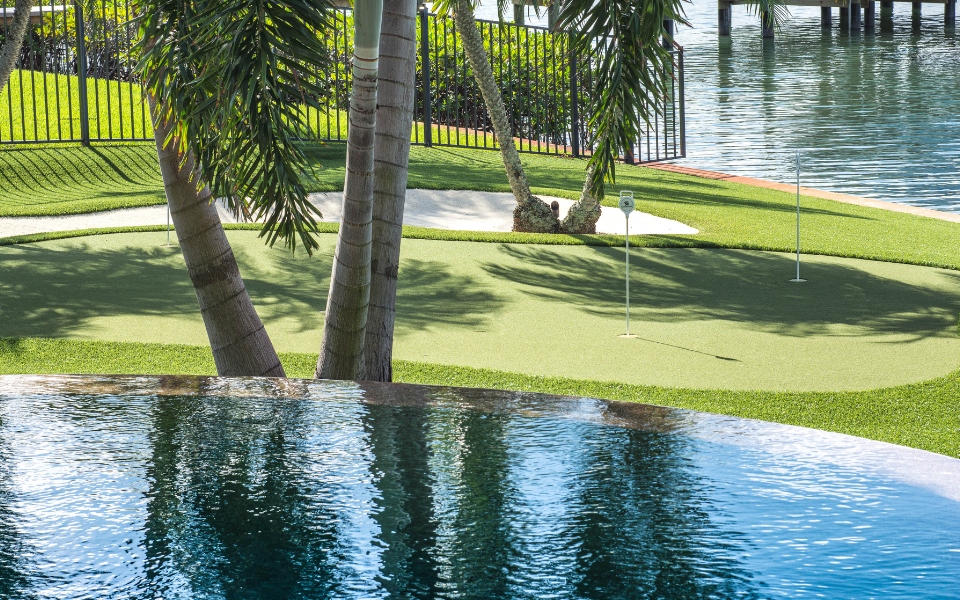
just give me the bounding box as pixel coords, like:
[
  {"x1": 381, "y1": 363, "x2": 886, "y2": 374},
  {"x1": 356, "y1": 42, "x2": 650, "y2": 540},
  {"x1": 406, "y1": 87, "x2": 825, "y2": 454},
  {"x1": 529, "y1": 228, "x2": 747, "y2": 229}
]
[
  {"x1": 559, "y1": 161, "x2": 602, "y2": 234},
  {"x1": 452, "y1": 0, "x2": 557, "y2": 233},
  {"x1": 316, "y1": 0, "x2": 384, "y2": 380},
  {"x1": 361, "y1": 0, "x2": 417, "y2": 382},
  {"x1": 151, "y1": 100, "x2": 285, "y2": 377},
  {"x1": 0, "y1": 0, "x2": 34, "y2": 94}
]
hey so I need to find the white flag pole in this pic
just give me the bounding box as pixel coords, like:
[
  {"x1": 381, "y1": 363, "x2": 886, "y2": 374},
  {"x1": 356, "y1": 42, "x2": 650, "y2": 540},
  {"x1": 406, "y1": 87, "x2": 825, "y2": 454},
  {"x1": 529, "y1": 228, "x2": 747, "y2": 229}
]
[{"x1": 790, "y1": 150, "x2": 806, "y2": 283}]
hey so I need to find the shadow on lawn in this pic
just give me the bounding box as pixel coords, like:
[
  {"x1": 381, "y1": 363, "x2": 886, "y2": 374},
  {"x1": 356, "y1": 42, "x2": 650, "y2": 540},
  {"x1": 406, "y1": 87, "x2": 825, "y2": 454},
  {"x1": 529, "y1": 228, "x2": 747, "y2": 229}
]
[
  {"x1": 0, "y1": 146, "x2": 162, "y2": 208},
  {"x1": 483, "y1": 244, "x2": 960, "y2": 341},
  {"x1": 0, "y1": 237, "x2": 502, "y2": 340}
]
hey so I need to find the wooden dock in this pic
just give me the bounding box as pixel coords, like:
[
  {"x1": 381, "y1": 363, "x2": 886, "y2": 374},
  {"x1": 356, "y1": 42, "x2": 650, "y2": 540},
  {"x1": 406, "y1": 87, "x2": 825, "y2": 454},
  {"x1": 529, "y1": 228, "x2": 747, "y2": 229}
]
[{"x1": 719, "y1": 0, "x2": 957, "y2": 37}]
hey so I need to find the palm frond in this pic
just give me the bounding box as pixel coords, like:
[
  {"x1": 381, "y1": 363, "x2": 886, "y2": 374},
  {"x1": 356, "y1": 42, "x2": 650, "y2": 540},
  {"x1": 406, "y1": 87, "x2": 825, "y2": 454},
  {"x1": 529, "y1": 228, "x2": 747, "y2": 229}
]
[
  {"x1": 555, "y1": 0, "x2": 688, "y2": 198},
  {"x1": 136, "y1": 0, "x2": 334, "y2": 255}
]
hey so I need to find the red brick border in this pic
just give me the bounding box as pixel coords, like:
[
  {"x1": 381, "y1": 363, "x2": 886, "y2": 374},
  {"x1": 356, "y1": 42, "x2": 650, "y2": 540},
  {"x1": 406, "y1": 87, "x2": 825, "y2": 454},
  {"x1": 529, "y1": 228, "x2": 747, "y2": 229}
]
[{"x1": 644, "y1": 162, "x2": 960, "y2": 225}]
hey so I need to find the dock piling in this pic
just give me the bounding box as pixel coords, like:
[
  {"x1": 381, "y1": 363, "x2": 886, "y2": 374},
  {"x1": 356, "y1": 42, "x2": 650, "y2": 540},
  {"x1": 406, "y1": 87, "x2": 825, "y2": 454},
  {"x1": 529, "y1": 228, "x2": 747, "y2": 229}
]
[
  {"x1": 852, "y1": 2, "x2": 862, "y2": 30},
  {"x1": 762, "y1": 10, "x2": 774, "y2": 37},
  {"x1": 663, "y1": 18, "x2": 674, "y2": 48},
  {"x1": 821, "y1": 6, "x2": 832, "y2": 27},
  {"x1": 948, "y1": 0, "x2": 956, "y2": 27},
  {"x1": 912, "y1": 1, "x2": 922, "y2": 18},
  {"x1": 881, "y1": 0, "x2": 894, "y2": 30},
  {"x1": 840, "y1": 5, "x2": 850, "y2": 28},
  {"x1": 865, "y1": 1, "x2": 876, "y2": 32},
  {"x1": 719, "y1": 2, "x2": 732, "y2": 36}
]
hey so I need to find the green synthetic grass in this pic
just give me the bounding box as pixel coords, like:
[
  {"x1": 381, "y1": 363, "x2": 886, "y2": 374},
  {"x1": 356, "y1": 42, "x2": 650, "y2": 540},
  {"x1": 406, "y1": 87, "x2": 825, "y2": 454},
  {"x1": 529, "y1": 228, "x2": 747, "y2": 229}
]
[
  {"x1": 0, "y1": 144, "x2": 166, "y2": 216},
  {"x1": 2, "y1": 337, "x2": 956, "y2": 458},
  {"x1": 3, "y1": 230, "x2": 959, "y2": 392},
  {"x1": 4, "y1": 142, "x2": 960, "y2": 272}
]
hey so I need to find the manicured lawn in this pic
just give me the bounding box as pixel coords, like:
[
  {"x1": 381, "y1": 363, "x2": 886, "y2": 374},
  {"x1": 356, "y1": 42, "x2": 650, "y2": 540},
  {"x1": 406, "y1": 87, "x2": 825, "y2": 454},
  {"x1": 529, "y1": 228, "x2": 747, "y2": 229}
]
[{"x1": 4, "y1": 142, "x2": 960, "y2": 274}]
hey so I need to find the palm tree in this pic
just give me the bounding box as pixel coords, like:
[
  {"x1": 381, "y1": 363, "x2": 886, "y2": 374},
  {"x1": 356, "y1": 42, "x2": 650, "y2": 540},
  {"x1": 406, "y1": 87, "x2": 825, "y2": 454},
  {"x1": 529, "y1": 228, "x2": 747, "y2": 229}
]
[
  {"x1": 0, "y1": 0, "x2": 35, "y2": 94},
  {"x1": 362, "y1": 0, "x2": 420, "y2": 382},
  {"x1": 555, "y1": 0, "x2": 688, "y2": 234},
  {"x1": 314, "y1": 0, "x2": 385, "y2": 380},
  {"x1": 137, "y1": 0, "x2": 333, "y2": 376},
  {"x1": 433, "y1": 0, "x2": 559, "y2": 233}
]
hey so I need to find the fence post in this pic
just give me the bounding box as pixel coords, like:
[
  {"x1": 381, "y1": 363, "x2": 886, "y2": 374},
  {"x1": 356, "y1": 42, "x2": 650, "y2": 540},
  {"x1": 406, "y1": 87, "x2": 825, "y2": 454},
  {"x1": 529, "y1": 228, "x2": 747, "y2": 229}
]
[
  {"x1": 569, "y1": 35, "x2": 579, "y2": 158},
  {"x1": 420, "y1": 5, "x2": 432, "y2": 147},
  {"x1": 74, "y1": 1, "x2": 89, "y2": 146},
  {"x1": 678, "y1": 48, "x2": 685, "y2": 158}
]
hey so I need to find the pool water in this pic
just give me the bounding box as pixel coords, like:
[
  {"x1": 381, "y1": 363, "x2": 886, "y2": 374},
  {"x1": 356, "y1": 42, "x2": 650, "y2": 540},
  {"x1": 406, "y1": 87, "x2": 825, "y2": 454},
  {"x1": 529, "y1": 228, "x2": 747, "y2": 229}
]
[{"x1": 0, "y1": 375, "x2": 957, "y2": 599}]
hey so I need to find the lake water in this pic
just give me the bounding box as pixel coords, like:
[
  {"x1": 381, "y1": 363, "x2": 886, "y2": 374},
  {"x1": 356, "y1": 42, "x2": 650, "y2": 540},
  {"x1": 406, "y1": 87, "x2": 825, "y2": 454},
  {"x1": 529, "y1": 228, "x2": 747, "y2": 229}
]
[
  {"x1": 1, "y1": 374, "x2": 959, "y2": 599},
  {"x1": 473, "y1": 0, "x2": 960, "y2": 213}
]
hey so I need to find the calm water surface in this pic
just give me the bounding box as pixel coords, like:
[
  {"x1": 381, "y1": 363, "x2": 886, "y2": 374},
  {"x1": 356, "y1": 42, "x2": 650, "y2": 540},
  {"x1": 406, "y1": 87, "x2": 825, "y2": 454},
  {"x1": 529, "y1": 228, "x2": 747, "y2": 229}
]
[
  {"x1": 477, "y1": 0, "x2": 960, "y2": 212},
  {"x1": 0, "y1": 375, "x2": 958, "y2": 599}
]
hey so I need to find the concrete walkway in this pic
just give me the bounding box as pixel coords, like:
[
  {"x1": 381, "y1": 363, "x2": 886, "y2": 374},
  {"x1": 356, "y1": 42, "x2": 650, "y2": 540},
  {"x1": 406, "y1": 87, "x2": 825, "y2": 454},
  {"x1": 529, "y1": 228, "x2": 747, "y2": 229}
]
[{"x1": 0, "y1": 190, "x2": 698, "y2": 239}]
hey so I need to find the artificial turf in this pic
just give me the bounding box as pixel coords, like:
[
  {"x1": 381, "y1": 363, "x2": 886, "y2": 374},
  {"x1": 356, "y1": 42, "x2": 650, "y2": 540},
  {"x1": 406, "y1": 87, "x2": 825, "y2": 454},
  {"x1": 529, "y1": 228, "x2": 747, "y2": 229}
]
[
  {"x1": 3, "y1": 230, "x2": 959, "y2": 392},
  {"x1": 4, "y1": 142, "x2": 960, "y2": 275},
  {"x1": 2, "y1": 337, "x2": 957, "y2": 458}
]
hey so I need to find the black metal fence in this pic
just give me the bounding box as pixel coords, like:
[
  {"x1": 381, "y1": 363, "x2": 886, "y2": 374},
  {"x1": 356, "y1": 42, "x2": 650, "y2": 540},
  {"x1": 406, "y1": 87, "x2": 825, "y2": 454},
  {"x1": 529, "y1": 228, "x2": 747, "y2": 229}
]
[
  {"x1": 0, "y1": 0, "x2": 148, "y2": 145},
  {"x1": 0, "y1": 1, "x2": 685, "y2": 163}
]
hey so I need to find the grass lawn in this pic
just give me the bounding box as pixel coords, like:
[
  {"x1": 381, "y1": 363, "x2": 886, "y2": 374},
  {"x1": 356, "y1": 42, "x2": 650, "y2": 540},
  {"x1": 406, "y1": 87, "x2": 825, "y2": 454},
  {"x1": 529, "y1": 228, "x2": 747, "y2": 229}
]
[
  {"x1": 3, "y1": 230, "x2": 959, "y2": 393},
  {"x1": 1, "y1": 142, "x2": 959, "y2": 457},
  {"x1": 3, "y1": 142, "x2": 960, "y2": 273}
]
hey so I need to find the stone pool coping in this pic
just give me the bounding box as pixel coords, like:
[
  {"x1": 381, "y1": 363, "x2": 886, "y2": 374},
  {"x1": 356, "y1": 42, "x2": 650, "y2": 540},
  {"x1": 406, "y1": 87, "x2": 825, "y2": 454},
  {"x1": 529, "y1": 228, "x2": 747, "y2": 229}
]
[{"x1": 646, "y1": 162, "x2": 960, "y2": 224}]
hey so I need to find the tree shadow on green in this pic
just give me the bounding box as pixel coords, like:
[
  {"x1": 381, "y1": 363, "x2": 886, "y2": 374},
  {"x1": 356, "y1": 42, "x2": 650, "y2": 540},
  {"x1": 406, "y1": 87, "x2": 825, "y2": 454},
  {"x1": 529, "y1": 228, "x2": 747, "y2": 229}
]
[
  {"x1": 0, "y1": 146, "x2": 163, "y2": 212},
  {"x1": 0, "y1": 237, "x2": 504, "y2": 340},
  {"x1": 482, "y1": 245, "x2": 960, "y2": 341},
  {"x1": 232, "y1": 243, "x2": 506, "y2": 336}
]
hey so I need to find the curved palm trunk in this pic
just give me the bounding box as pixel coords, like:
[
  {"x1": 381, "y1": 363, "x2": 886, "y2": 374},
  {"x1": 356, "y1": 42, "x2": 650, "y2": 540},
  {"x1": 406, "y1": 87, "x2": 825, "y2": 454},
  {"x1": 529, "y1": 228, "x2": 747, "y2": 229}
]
[
  {"x1": 151, "y1": 102, "x2": 285, "y2": 377},
  {"x1": 561, "y1": 125, "x2": 613, "y2": 234},
  {"x1": 361, "y1": 0, "x2": 418, "y2": 382},
  {"x1": 0, "y1": 0, "x2": 34, "y2": 93},
  {"x1": 316, "y1": 0, "x2": 384, "y2": 380},
  {"x1": 452, "y1": 0, "x2": 557, "y2": 233},
  {"x1": 560, "y1": 161, "x2": 602, "y2": 233}
]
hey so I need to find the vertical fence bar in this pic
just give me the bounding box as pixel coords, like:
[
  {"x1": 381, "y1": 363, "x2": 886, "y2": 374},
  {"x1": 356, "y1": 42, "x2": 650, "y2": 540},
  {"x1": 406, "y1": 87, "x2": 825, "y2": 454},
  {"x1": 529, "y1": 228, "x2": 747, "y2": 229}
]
[
  {"x1": 420, "y1": 5, "x2": 431, "y2": 146},
  {"x1": 569, "y1": 36, "x2": 579, "y2": 157},
  {"x1": 679, "y1": 48, "x2": 685, "y2": 158},
  {"x1": 39, "y1": 1, "x2": 50, "y2": 141},
  {"x1": 55, "y1": 1, "x2": 65, "y2": 140},
  {"x1": 75, "y1": 1, "x2": 90, "y2": 146}
]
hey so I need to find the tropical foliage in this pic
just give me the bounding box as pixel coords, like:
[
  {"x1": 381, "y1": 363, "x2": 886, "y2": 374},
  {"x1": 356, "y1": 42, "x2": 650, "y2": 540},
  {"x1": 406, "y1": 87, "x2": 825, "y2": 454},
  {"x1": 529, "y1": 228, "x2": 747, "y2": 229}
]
[{"x1": 137, "y1": 0, "x2": 332, "y2": 252}]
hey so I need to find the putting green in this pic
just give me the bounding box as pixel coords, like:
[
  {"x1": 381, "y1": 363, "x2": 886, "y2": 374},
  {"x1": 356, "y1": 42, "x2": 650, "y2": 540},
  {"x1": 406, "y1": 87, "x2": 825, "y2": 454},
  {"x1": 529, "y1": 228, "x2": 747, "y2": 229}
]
[{"x1": 2, "y1": 230, "x2": 959, "y2": 391}]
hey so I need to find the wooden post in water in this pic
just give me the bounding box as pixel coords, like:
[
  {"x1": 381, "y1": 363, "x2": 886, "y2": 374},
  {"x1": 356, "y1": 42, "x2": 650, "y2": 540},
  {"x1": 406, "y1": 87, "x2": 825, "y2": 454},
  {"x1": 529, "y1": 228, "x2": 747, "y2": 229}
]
[
  {"x1": 881, "y1": 0, "x2": 894, "y2": 30},
  {"x1": 912, "y1": 1, "x2": 922, "y2": 18},
  {"x1": 821, "y1": 6, "x2": 832, "y2": 27},
  {"x1": 719, "y1": 2, "x2": 732, "y2": 36},
  {"x1": 840, "y1": 4, "x2": 850, "y2": 29},
  {"x1": 663, "y1": 18, "x2": 675, "y2": 48},
  {"x1": 762, "y1": 10, "x2": 775, "y2": 37},
  {"x1": 851, "y1": 2, "x2": 862, "y2": 30},
  {"x1": 947, "y1": 0, "x2": 957, "y2": 28},
  {"x1": 865, "y1": 1, "x2": 876, "y2": 32}
]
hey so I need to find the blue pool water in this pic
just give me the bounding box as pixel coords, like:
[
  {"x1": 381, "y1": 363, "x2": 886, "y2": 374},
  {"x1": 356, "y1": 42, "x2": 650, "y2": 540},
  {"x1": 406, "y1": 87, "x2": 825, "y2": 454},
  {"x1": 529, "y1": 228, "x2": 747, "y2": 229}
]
[{"x1": 0, "y1": 375, "x2": 957, "y2": 599}]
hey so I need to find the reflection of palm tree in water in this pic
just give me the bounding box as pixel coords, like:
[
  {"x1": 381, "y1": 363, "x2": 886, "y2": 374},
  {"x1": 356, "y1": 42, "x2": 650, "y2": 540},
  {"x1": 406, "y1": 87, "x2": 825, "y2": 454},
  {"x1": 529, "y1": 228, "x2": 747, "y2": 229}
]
[
  {"x1": 363, "y1": 404, "x2": 442, "y2": 597},
  {"x1": 141, "y1": 384, "x2": 348, "y2": 597},
  {"x1": 443, "y1": 409, "x2": 517, "y2": 596},
  {"x1": 0, "y1": 419, "x2": 34, "y2": 599},
  {"x1": 568, "y1": 426, "x2": 761, "y2": 599}
]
